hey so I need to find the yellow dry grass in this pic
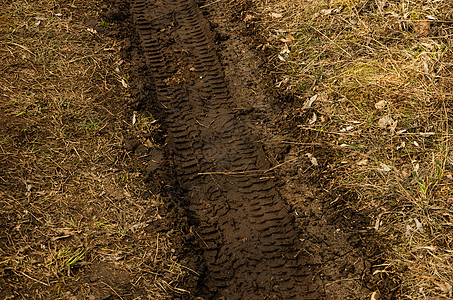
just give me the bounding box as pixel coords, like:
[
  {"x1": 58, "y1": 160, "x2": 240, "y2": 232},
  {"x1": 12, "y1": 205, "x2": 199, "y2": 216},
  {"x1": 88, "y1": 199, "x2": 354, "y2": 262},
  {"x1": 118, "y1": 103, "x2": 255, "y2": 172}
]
[
  {"x1": 232, "y1": 0, "x2": 453, "y2": 298},
  {"x1": 0, "y1": 0, "x2": 189, "y2": 298}
]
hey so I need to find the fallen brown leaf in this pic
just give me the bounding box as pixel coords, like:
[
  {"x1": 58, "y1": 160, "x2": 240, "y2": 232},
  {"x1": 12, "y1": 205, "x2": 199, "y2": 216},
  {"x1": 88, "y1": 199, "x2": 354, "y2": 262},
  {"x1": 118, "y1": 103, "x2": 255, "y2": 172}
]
[{"x1": 414, "y1": 20, "x2": 430, "y2": 36}]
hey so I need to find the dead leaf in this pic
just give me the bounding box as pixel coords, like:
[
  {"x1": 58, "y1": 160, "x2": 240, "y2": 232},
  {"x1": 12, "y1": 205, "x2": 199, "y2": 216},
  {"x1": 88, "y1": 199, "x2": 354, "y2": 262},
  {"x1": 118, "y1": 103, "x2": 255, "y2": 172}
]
[
  {"x1": 280, "y1": 44, "x2": 290, "y2": 55},
  {"x1": 420, "y1": 132, "x2": 435, "y2": 137},
  {"x1": 87, "y1": 28, "x2": 97, "y2": 34},
  {"x1": 50, "y1": 227, "x2": 78, "y2": 241},
  {"x1": 320, "y1": 9, "x2": 333, "y2": 15},
  {"x1": 374, "y1": 218, "x2": 381, "y2": 231},
  {"x1": 303, "y1": 95, "x2": 318, "y2": 109},
  {"x1": 131, "y1": 222, "x2": 148, "y2": 232},
  {"x1": 406, "y1": 224, "x2": 412, "y2": 237},
  {"x1": 356, "y1": 159, "x2": 368, "y2": 166},
  {"x1": 396, "y1": 142, "x2": 406, "y2": 150},
  {"x1": 375, "y1": 100, "x2": 387, "y2": 109},
  {"x1": 414, "y1": 218, "x2": 424, "y2": 233},
  {"x1": 306, "y1": 153, "x2": 319, "y2": 166},
  {"x1": 340, "y1": 125, "x2": 354, "y2": 132},
  {"x1": 390, "y1": 120, "x2": 398, "y2": 134},
  {"x1": 434, "y1": 281, "x2": 452, "y2": 296},
  {"x1": 370, "y1": 290, "x2": 381, "y2": 300},
  {"x1": 309, "y1": 113, "x2": 317, "y2": 125},
  {"x1": 379, "y1": 163, "x2": 392, "y2": 172},
  {"x1": 243, "y1": 14, "x2": 253, "y2": 22},
  {"x1": 270, "y1": 12, "x2": 283, "y2": 18},
  {"x1": 423, "y1": 60, "x2": 429, "y2": 73},
  {"x1": 414, "y1": 20, "x2": 430, "y2": 36},
  {"x1": 418, "y1": 246, "x2": 437, "y2": 251},
  {"x1": 145, "y1": 139, "x2": 154, "y2": 148},
  {"x1": 121, "y1": 78, "x2": 128, "y2": 88},
  {"x1": 378, "y1": 116, "x2": 394, "y2": 128},
  {"x1": 401, "y1": 170, "x2": 409, "y2": 178},
  {"x1": 279, "y1": 34, "x2": 295, "y2": 43}
]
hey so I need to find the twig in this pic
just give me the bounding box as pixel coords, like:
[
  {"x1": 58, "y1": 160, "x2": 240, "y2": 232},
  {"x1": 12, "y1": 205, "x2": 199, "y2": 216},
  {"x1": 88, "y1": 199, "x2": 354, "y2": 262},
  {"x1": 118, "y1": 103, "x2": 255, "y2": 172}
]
[
  {"x1": 6, "y1": 42, "x2": 36, "y2": 56},
  {"x1": 281, "y1": 141, "x2": 325, "y2": 146},
  {"x1": 198, "y1": 157, "x2": 301, "y2": 176},
  {"x1": 264, "y1": 157, "x2": 298, "y2": 173},
  {"x1": 297, "y1": 126, "x2": 357, "y2": 136},
  {"x1": 101, "y1": 281, "x2": 124, "y2": 299},
  {"x1": 190, "y1": 227, "x2": 209, "y2": 248},
  {"x1": 200, "y1": 0, "x2": 221, "y2": 8},
  {"x1": 198, "y1": 170, "x2": 261, "y2": 176},
  {"x1": 413, "y1": 274, "x2": 443, "y2": 285},
  {"x1": 18, "y1": 271, "x2": 50, "y2": 286},
  {"x1": 170, "y1": 260, "x2": 200, "y2": 276},
  {"x1": 68, "y1": 55, "x2": 93, "y2": 64}
]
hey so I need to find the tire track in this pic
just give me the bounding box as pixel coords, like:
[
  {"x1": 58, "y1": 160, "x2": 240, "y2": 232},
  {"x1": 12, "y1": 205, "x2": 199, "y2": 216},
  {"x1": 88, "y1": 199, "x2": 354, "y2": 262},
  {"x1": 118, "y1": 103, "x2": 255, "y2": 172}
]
[{"x1": 131, "y1": 0, "x2": 322, "y2": 298}]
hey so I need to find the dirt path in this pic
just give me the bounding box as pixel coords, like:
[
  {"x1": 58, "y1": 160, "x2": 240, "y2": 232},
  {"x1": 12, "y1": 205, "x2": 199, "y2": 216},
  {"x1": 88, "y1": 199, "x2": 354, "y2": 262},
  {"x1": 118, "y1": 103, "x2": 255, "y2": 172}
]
[
  {"x1": 100, "y1": 0, "x2": 404, "y2": 298},
  {"x1": 130, "y1": 0, "x2": 322, "y2": 298}
]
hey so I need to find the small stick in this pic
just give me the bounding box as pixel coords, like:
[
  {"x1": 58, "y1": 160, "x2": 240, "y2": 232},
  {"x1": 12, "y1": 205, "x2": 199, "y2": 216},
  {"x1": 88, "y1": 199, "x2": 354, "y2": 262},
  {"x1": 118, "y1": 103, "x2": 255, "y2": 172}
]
[
  {"x1": 264, "y1": 157, "x2": 298, "y2": 173},
  {"x1": 198, "y1": 157, "x2": 300, "y2": 176},
  {"x1": 413, "y1": 274, "x2": 443, "y2": 285},
  {"x1": 18, "y1": 271, "x2": 50, "y2": 286},
  {"x1": 101, "y1": 281, "x2": 124, "y2": 300},
  {"x1": 200, "y1": 0, "x2": 221, "y2": 9},
  {"x1": 6, "y1": 42, "x2": 36, "y2": 56},
  {"x1": 198, "y1": 170, "x2": 260, "y2": 176},
  {"x1": 190, "y1": 227, "x2": 209, "y2": 248}
]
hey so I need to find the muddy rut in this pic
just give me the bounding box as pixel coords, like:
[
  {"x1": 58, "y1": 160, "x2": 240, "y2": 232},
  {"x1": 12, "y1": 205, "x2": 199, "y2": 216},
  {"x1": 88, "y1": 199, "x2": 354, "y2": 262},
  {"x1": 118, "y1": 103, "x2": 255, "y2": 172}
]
[{"x1": 130, "y1": 0, "x2": 322, "y2": 298}]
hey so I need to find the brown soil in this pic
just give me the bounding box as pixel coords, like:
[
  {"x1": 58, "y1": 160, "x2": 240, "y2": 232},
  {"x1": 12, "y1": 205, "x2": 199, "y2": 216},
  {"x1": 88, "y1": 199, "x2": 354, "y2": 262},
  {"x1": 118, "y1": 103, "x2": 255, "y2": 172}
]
[
  {"x1": 120, "y1": 0, "x2": 399, "y2": 298},
  {"x1": 1, "y1": 0, "x2": 400, "y2": 299}
]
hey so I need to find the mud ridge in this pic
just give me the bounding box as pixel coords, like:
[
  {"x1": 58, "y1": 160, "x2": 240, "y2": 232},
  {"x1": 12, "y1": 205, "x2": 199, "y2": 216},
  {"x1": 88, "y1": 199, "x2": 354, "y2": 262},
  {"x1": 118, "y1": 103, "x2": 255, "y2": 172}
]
[{"x1": 130, "y1": 0, "x2": 322, "y2": 298}]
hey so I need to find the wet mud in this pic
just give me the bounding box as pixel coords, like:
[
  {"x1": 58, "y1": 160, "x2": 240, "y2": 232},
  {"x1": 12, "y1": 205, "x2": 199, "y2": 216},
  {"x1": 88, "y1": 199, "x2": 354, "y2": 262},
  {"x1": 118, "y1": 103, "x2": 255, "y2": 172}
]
[
  {"x1": 129, "y1": 0, "x2": 322, "y2": 298},
  {"x1": 110, "y1": 0, "x2": 398, "y2": 298}
]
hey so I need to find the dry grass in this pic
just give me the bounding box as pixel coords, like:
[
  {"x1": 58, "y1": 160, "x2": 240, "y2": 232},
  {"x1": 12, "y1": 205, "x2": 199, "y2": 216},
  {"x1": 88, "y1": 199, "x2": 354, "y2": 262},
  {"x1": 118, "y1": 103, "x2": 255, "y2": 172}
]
[
  {"x1": 232, "y1": 0, "x2": 453, "y2": 298},
  {"x1": 0, "y1": 0, "x2": 189, "y2": 298}
]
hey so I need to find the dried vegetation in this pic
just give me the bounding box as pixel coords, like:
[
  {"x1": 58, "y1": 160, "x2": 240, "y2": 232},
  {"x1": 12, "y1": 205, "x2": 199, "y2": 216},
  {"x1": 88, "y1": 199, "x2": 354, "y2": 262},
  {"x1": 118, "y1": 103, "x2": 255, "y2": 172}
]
[
  {"x1": 234, "y1": 0, "x2": 453, "y2": 298},
  {"x1": 0, "y1": 0, "x2": 188, "y2": 298}
]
